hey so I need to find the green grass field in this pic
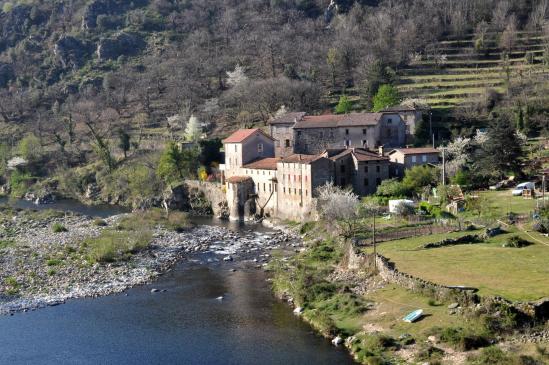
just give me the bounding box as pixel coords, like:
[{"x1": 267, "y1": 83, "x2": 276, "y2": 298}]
[{"x1": 367, "y1": 226, "x2": 549, "y2": 301}]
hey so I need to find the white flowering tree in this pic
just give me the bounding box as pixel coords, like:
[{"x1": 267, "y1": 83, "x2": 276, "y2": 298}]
[
  {"x1": 184, "y1": 115, "x2": 202, "y2": 142},
  {"x1": 226, "y1": 65, "x2": 248, "y2": 88},
  {"x1": 445, "y1": 136, "x2": 471, "y2": 177},
  {"x1": 315, "y1": 183, "x2": 367, "y2": 239}
]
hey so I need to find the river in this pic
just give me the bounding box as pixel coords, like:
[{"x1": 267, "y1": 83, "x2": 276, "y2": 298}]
[{"x1": 0, "y1": 199, "x2": 355, "y2": 364}]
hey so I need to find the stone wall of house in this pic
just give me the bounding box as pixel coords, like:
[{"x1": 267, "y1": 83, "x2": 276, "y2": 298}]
[
  {"x1": 293, "y1": 127, "x2": 340, "y2": 155},
  {"x1": 270, "y1": 124, "x2": 295, "y2": 157},
  {"x1": 354, "y1": 160, "x2": 390, "y2": 196}
]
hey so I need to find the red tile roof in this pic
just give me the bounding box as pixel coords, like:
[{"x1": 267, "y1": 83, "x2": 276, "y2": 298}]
[
  {"x1": 330, "y1": 148, "x2": 388, "y2": 162},
  {"x1": 389, "y1": 147, "x2": 439, "y2": 155},
  {"x1": 226, "y1": 176, "x2": 253, "y2": 183},
  {"x1": 280, "y1": 154, "x2": 324, "y2": 164},
  {"x1": 243, "y1": 157, "x2": 281, "y2": 170},
  {"x1": 222, "y1": 128, "x2": 273, "y2": 143},
  {"x1": 293, "y1": 113, "x2": 383, "y2": 129}
]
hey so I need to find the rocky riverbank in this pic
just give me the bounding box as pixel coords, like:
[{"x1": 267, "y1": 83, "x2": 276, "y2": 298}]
[{"x1": 0, "y1": 209, "x2": 301, "y2": 315}]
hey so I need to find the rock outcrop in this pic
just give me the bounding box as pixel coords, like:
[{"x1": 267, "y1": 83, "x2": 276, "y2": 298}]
[
  {"x1": 54, "y1": 35, "x2": 93, "y2": 69},
  {"x1": 96, "y1": 32, "x2": 146, "y2": 61}
]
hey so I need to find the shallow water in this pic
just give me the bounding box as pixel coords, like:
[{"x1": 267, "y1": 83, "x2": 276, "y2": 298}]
[
  {"x1": 0, "y1": 261, "x2": 354, "y2": 365},
  {"x1": 0, "y1": 200, "x2": 356, "y2": 364}
]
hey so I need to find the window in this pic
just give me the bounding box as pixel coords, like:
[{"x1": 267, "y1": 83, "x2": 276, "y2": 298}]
[
  {"x1": 376, "y1": 165, "x2": 380, "y2": 173},
  {"x1": 234, "y1": 145, "x2": 237, "y2": 152},
  {"x1": 319, "y1": 131, "x2": 324, "y2": 138},
  {"x1": 364, "y1": 165, "x2": 368, "y2": 173},
  {"x1": 412, "y1": 156, "x2": 417, "y2": 163},
  {"x1": 263, "y1": 183, "x2": 266, "y2": 191},
  {"x1": 376, "y1": 178, "x2": 381, "y2": 185},
  {"x1": 362, "y1": 140, "x2": 367, "y2": 147},
  {"x1": 341, "y1": 178, "x2": 346, "y2": 186},
  {"x1": 283, "y1": 187, "x2": 286, "y2": 194},
  {"x1": 340, "y1": 165, "x2": 346, "y2": 173},
  {"x1": 258, "y1": 143, "x2": 263, "y2": 153},
  {"x1": 345, "y1": 129, "x2": 349, "y2": 135},
  {"x1": 364, "y1": 178, "x2": 369, "y2": 186},
  {"x1": 388, "y1": 118, "x2": 392, "y2": 124},
  {"x1": 297, "y1": 131, "x2": 302, "y2": 137},
  {"x1": 362, "y1": 129, "x2": 367, "y2": 135},
  {"x1": 285, "y1": 139, "x2": 290, "y2": 147},
  {"x1": 257, "y1": 183, "x2": 260, "y2": 191},
  {"x1": 269, "y1": 184, "x2": 272, "y2": 192},
  {"x1": 344, "y1": 140, "x2": 350, "y2": 147},
  {"x1": 299, "y1": 189, "x2": 302, "y2": 196},
  {"x1": 305, "y1": 190, "x2": 308, "y2": 196},
  {"x1": 422, "y1": 155, "x2": 427, "y2": 162}
]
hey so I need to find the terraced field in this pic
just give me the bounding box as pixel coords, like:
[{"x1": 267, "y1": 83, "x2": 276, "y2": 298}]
[{"x1": 396, "y1": 31, "x2": 549, "y2": 110}]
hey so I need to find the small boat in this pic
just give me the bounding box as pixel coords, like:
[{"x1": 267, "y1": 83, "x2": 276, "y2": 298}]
[{"x1": 403, "y1": 309, "x2": 423, "y2": 323}]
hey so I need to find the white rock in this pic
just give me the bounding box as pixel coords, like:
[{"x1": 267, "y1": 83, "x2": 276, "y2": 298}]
[{"x1": 332, "y1": 336, "x2": 343, "y2": 346}]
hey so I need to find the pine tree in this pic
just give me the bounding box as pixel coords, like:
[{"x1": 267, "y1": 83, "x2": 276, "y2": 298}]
[{"x1": 477, "y1": 114, "x2": 524, "y2": 180}]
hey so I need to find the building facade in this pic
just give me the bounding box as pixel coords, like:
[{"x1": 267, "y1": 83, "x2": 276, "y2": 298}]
[
  {"x1": 269, "y1": 112, "x2": 406, "y2": 157},
  {"x1": 388, "y1": 147, "x2": 440, "y2": 177}
]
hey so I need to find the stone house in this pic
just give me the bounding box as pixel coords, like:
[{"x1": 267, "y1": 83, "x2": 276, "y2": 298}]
[
  {"x1": 388, "y1": 147, "x2": 440, "y2": 177},
  {"x1": 323, "y1": 148, "x2": 391, "y2": 196},
  {"x1": 268, "y1": 112, "x2": 306, "y2": 157},
  {"x1": 381, "y1": 105, "x2": 427, "y2": 143},
  {"x1": 222, "y1": 128, "x2": 275, "y2": 177},
  {"x1": 276, "y1": 154, "x2": 334, "y2": 220},
  {"x1": 268, "y1": 112, "x2": 406, "y2": 157}
]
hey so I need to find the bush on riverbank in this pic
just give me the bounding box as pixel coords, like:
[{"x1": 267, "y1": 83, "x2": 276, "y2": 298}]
[
  {"x1": 118, "y1": 209, "x2": 192, "y2": 233},
  {"x1": 52, "y1": 222, "x2": 68, "y2": 233},
  {"x1": 84, "y1": 230, "x2": 152, "y2": 263}
]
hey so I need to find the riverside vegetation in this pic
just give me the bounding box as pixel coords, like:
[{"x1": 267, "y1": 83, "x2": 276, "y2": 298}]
[
  {"x1": 0, "y1": 205, "x2": 301, "y2": 315},
  {"x1": 271, "y1": 220, "x2": 549, "y2": 365}
]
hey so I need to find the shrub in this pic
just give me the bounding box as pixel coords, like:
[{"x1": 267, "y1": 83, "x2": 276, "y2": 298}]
[
  {"x1": 437, "y1": 327, "x2": 490, "y2": 351},
  {"x1": 85, "y1": 230, "x2": 152, "y2": 263},
  {"x1": 93, "y1": 219, "x2": 108, "y2": 227},
  {"x1": 46, "y1": 259, "x2": 62, "y2": 266},
  {"x1": 532, "y1": 220, "x2": 548, "y2": 234},
  {"x1": 502, "y1": 235, "x2": 532, "y2": 248},
  {"x1": 376, "y1": 178, "x2": 409, "y2": 198},
  {"x1": 52, "y1": 222, "x2": 68, "y2": 233},
  {"x1": 9, "y1": 170, "x2": 34, "y2": 197}
]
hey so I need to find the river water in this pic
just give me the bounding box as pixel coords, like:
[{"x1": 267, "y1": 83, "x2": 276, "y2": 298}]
[{"x1": 0, "y1": 199, "x2": 355, "y2": 365}]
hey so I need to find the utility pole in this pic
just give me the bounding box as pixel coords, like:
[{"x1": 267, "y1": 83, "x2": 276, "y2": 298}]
[
  {"x1": 441, "y1": 147, "x2": 446, "y2": 186},
  {"x1": 372, "y1": 209, "x2": 377, "y2": 270},
  {"x1": 429, "y1": 111, "x2": 433, "y2": 148}
]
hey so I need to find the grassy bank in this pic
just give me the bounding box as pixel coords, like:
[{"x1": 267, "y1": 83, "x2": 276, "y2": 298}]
[{"x1": 270, "y1": 221, "x2": 549, "y2": 364}]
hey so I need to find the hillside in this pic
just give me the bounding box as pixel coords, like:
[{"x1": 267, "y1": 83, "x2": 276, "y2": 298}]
[{"x1": 396, "y1": 30, "x2": 549, "y2": 111}]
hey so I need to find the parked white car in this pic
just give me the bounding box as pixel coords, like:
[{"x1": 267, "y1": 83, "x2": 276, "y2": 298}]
[{"x1": 512, "y1": 182, "x2": 535, "y2": 196}]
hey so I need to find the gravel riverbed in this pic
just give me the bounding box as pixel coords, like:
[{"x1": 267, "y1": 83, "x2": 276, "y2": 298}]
[{"x1": 0, "y1": 212, "x2": 301, "y2": 315}]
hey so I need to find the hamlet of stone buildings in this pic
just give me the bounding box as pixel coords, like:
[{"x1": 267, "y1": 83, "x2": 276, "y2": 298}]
[{"x1": 221, "y1": 107, "x2": 441, "y2": 221}]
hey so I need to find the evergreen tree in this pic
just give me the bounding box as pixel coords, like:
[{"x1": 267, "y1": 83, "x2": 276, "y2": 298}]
[
  {"x1": 335, "y1": 95, "x2": 352, "y2": 114},
  {"x1": 477, "y1": 114, "x2": 524, "y2": 180},
  {"x1": 118, "y1": 129, "x2": 131, "y2": 158},
  {"x1": 372, "y1": 84, "x2": 400, "y2": 112},
  {"x1": 514, "y1": 104, "x2": 524, "y2": 131},
  {"x1": 157, "y1": 142, "x2": 199, "y2": 184}
]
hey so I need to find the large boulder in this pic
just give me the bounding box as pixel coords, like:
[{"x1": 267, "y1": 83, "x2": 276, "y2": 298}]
[
  {"x1": 96, "y1": 32, "x2": 146, "y2": 61},
  {"x1": 54, "y1": 35, "x2": 93, "y2": 69}
]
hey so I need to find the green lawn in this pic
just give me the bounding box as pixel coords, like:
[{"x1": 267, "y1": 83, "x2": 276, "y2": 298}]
[{"x1": 369, "y1": 228, "x2": 549, "y2": 301}]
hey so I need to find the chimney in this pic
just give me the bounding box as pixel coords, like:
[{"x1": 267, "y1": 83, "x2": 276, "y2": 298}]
[{"x1": 378, "y1": 145, "x2": 384, "y2": 156}]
